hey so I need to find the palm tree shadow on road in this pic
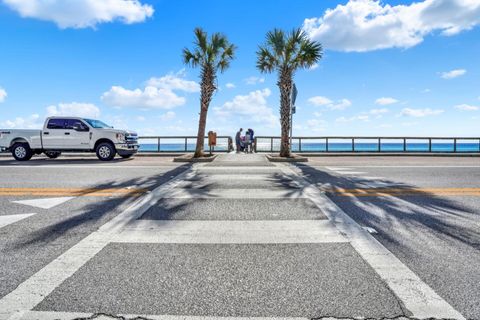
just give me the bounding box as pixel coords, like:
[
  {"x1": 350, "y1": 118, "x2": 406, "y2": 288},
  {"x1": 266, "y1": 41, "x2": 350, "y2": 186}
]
[
  {"x1": 294, "y1": 163, "x2": 480, "y2": 250},
  {"x1": 10, "y1": 164, "x2": 191, "y2": 249}
]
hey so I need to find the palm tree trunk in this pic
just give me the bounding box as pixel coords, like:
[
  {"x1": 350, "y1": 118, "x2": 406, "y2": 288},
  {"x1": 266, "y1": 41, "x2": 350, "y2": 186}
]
[
  {"x1": 194, "y1": 66, "x2": 216, "y2": 158},
  {"x1": 278, "y1": 70, "x2": 293, "y2": 157}
]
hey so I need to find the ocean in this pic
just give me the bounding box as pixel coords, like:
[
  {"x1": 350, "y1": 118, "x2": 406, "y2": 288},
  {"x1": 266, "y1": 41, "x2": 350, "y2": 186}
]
[{"x1": 138, "y1": 142, "x2": 480, "y2": 153}]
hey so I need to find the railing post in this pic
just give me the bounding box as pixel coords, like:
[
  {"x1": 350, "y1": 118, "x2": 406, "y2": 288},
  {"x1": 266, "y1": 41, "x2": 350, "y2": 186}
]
[
  {"x1": 254, "y1": 137, "x2": 257, "y2": 153},
  {"x1": 157, "y1": 137, "x2": 160, "y2": 152},
  {"x1": 185, "y1": 137, "x2": 188, "y2": 152},
  {"x1": 378, "y1": 138, "x2": 381, "y2": 152},
  {"x1": 454, "y1": 138, "x2": 457, "y2": 152},
  {"x1": 403, "y1": 138, "x2": 407, "y2": 152},
  {"x1": 326, "y1": 137, "x2": 329, "y2": 152},
  {"x1": 299, "y1": 138, "x2": 302, "y2": 152},
  {"x1": 270, "y1": 137, "x2": 273, "y2": 153},
  {"x1": 429, "y1": 138, "x2": 432, "y2": 152},
  {"x1": 352, "y1": 138, "x2": 355, "y2": 152}
]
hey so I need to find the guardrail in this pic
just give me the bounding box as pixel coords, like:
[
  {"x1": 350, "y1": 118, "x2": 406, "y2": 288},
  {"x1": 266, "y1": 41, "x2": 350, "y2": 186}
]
[
  {"x1": 138, "y1": 136, "x2": 232, "y2": 153},
  {"x1": 254, "y1": 136, "x2": 480, "y2": 153}
]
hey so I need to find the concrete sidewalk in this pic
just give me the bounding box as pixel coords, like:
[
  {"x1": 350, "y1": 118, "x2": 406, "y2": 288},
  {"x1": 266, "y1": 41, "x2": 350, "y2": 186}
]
[{"x1": 0, "y1": 154, "x2": 465, "y2": 319}]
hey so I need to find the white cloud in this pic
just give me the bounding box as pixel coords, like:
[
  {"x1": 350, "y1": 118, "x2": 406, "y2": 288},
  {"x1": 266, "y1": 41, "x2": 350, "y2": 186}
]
[
  {"x1": 0, "y1": 87, "x2": 7, "y2": 103},
  {"x1": 305, "y1": 118, "x2": 327, "y2": 132},
  {"x1": 159, "y1": 111, "x2": 176, "y2": 121},
  {"x1": 309, "y1": 63, "x2": 319, "y2": 70},
  {"x1": 400, "y1": 107, "x2": 444, "y2": 117},
  {"x1": 102, "y1": 86, "x2": 185, "y2": 110},
  {"x1": 146, "y1": 74, "x2": 199, "y2": 92},
  {"x1": 455, "y1": 104, "x2": 479, "y2": 111},
  {"x1": 244, "y1": 77, "x2": 265, "y2": 85},
  {"x1": 0, "y1": 114, "x2": 42, "y2": 129},
  {"x1": 303, "y1": 0, "x2": 480, "y2": 52},
  {"x1": 136, "y1": 116, "x2": 146, "y2": 121},
  {"x1": 225, "y1": 83, "x2": 236, "y2": 89},
  {"x1": 102, "y1": 73, "x2": 198, "y2": 110},
  {"x1": 308, "y1": 96, "x2": 332, "y2": 106},
  {"x1": 214, "y1": 89, "x2": 277, "y2": 127},
  {"x1": 46, "y1": 102, "x2": 101, "y2": 118},
  {"x1": 379, "y1": 124, "x2": 393, "y2": 128},
  {"x1": 336, "y1": 115, "x2": 370, "y2": 122},
  {"x1": 370, "y1": 108, "x2": 389, "y2": 115},
  {"x1": 375, "y1": 97, "x2": 398, "y2": 105},
  {"x1": 3, "y1": 0, "x2": 154, "y2": 29},
  {"x1": 308, "y1": 96, "x2": 351, "y2": 110},
  {"x1": 440, "y1": 69, "x2": 466, "y2": 79}
]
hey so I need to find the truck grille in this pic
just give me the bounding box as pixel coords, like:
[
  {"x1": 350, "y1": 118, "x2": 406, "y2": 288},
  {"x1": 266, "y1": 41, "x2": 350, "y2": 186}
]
[{"x1": 126, "y1": 134, "x2": 138, "y2": 144}]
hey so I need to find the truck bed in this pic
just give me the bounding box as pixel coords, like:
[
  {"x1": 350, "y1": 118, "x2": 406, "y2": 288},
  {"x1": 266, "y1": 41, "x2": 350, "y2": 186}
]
[{"x1": 0, "y1": 129, "x2": 43, "y2": 150}]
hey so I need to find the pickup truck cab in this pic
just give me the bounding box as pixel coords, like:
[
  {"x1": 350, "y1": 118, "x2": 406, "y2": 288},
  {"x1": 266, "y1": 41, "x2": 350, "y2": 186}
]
[{"x1": 0, "y1": 117, "x2": 139, "y2": 161}]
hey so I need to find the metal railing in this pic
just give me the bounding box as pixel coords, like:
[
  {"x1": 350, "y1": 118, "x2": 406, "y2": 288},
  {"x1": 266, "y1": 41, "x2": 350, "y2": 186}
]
[
  {"x1": 254, "y1": 136, "x2": 480, "y2": 153},
  {"x1": 138, "y1": 136, "x2": 232, "y2": 153}
]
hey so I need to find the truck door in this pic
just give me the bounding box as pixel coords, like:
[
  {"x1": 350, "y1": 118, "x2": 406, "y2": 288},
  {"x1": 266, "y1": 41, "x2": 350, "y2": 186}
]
[
  {"x1": 43, "y1": 118, "x2": 68, "y2": 149},
  {"x1": 65, "y1": 119, "x2": 91, "y2": 149}
]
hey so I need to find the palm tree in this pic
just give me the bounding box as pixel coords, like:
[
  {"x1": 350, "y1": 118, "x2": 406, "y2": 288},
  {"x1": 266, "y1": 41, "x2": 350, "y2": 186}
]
[
  {"x1": 183, "y1": 27, "x2": 236, "y2": 158},
  {"x1": 256, "y1": 28, "x2": 322, "y2": 157}
]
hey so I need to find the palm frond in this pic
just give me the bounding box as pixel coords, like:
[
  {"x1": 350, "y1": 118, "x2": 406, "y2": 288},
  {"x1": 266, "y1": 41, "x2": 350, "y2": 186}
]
[
  {"x1": 193, "y1": 27, "x2": 208, "y2": 55},
  {"x1": 183, "y1": 28, "x2": 236, "y2": 74},
  {"x1": 256, "y1": 46, "x2": 277, "y2": 73},
  {"x1": 266, "y1": 28, "x2": 286, "y2": 61}
]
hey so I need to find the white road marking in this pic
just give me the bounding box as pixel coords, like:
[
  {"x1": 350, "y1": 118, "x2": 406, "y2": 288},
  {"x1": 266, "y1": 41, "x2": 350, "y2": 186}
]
[
  {"x1": 325, "y1": 167, "x2": 352, "y2": 171},
  {"x1": 362, "y1": 226, "x2": 378, "y2": 234},
  {"x1": 276, "y1": 163, "x2": 465, "y2": 320},
  {"x1": 335, "y1": 171, "x2": 367, "y2": 175},
  {"x1": 11, "y1": 311, "x2": 308, "y2": 320},
  {"x1": 12, "y1": 197, "x2": 75, "y2": 209},
  {"x1": 195, "y1": 169, "x2": 279, "y2": 175},
  {"x1": 114, "y1": 220, "x2": 347, "y2": 244},
  {"x1": 0, "y1": 166, "x2": 197, "y2": 320},
  {"x1": 186, "y1": 174, "x2": 286, "y2": 180},
  {"x1": 0, "y1": 213, "x2": 36, "y2": 229},
  {"x1": 166, "y1": 188, "x2": 305, "y2": 199}
]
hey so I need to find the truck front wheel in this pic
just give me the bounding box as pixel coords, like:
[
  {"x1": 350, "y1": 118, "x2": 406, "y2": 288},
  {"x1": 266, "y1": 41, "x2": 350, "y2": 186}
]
[
  {"x1": 96, "y1": 142, "x2": 116, "y2": 161},
  {"x1": 12, "y1": 143, "x2": 33, "y2": 161}
]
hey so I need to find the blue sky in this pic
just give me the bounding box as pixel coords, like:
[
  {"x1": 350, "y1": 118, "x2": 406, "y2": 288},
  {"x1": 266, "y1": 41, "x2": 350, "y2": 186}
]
[{"x1": 0, "y1": 0, "x2": 479, "y2": 137}]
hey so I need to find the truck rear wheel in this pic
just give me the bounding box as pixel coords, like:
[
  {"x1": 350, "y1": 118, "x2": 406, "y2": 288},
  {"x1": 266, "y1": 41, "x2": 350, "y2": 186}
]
[
  {"x1": 44, "y1": 151, "x2": 61, "y2": 159},
  {"x1": 96, "y1": 142, "x2": 116, "y2": 161},
  {"x1": 12, "y1": 143, "x2": 33, "y2": 161}
]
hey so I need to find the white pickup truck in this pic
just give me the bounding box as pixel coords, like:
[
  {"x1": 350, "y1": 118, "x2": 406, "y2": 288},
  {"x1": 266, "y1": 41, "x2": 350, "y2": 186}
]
[{"x1": 0, "y1": 117, "x2": 139, "y2": 161}]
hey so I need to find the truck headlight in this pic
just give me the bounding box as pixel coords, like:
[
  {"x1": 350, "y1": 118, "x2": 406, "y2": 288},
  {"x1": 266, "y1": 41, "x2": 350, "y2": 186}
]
[{"x1": 116, "y1": 133, "x2": 126, "y2": 142}]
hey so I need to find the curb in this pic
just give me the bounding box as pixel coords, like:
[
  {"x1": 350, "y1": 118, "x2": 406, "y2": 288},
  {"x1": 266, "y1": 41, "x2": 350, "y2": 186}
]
[
  {"x1": 266, "y1": 154, "x2": 308, "y2": 162},
  {"x1": 173, "y1": 154, "x2": 218, "y2": 163}
]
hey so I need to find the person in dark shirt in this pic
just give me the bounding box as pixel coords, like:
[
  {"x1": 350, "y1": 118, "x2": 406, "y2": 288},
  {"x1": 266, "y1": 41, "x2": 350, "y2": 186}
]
[{"x1": 235, "y1": 128, "x2": 243, "y2": 153}]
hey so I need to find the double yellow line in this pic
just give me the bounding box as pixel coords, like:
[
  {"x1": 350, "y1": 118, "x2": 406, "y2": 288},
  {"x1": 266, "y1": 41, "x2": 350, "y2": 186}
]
[
  {"x1": 0, "y1": 187, "x2": 148, "y2": 197},
  {"x1": 328, "y1": 187, "x2": 480, "y2": 197}
]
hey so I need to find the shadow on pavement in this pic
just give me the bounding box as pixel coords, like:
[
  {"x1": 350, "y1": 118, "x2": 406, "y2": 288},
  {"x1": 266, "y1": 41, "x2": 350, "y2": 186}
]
[
  {"x1": 10, "y1": 164, "x2": 190, "y2": 249},
  {"x1": 295, "y1": 163, "x2": 480, "y2": 249}
]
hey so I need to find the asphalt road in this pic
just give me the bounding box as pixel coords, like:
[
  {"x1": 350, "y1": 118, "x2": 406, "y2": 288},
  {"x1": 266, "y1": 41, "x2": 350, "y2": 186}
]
[
  {"x1": 0, "y1": 156, "x2": 188, "y2": 300},
  {"x1": 295, "y1": 157, "x2": 480, "y2": 320},
  {"x1": 0, "y1": 155, "x2": 478, "y2": 319}
]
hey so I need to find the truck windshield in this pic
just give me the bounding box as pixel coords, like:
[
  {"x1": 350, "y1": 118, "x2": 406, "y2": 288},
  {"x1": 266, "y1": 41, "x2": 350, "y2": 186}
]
[{"x1": 83, "y1": 119, "x2": 112, "y2": 129}]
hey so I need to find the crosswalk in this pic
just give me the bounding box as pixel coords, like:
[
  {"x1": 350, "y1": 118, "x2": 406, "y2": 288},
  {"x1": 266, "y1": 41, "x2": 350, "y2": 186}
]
[{"x1": 0, "y1": 154, "x2": 466, "y2": 319}]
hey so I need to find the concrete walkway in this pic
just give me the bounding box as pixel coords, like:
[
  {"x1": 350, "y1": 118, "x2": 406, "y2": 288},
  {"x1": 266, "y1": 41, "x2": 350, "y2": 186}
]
[{"x1": 0, "y1": 154, "x2": 465, "y2": 319}]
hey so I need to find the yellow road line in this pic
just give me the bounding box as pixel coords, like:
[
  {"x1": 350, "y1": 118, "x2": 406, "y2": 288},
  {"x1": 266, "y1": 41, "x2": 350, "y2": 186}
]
[
  {"x1": 325, "y1": 187, "x2": 480, "y2": 197},
  {"x1": 0, "y1": 187, "x2": 148, "y2": 197}
]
